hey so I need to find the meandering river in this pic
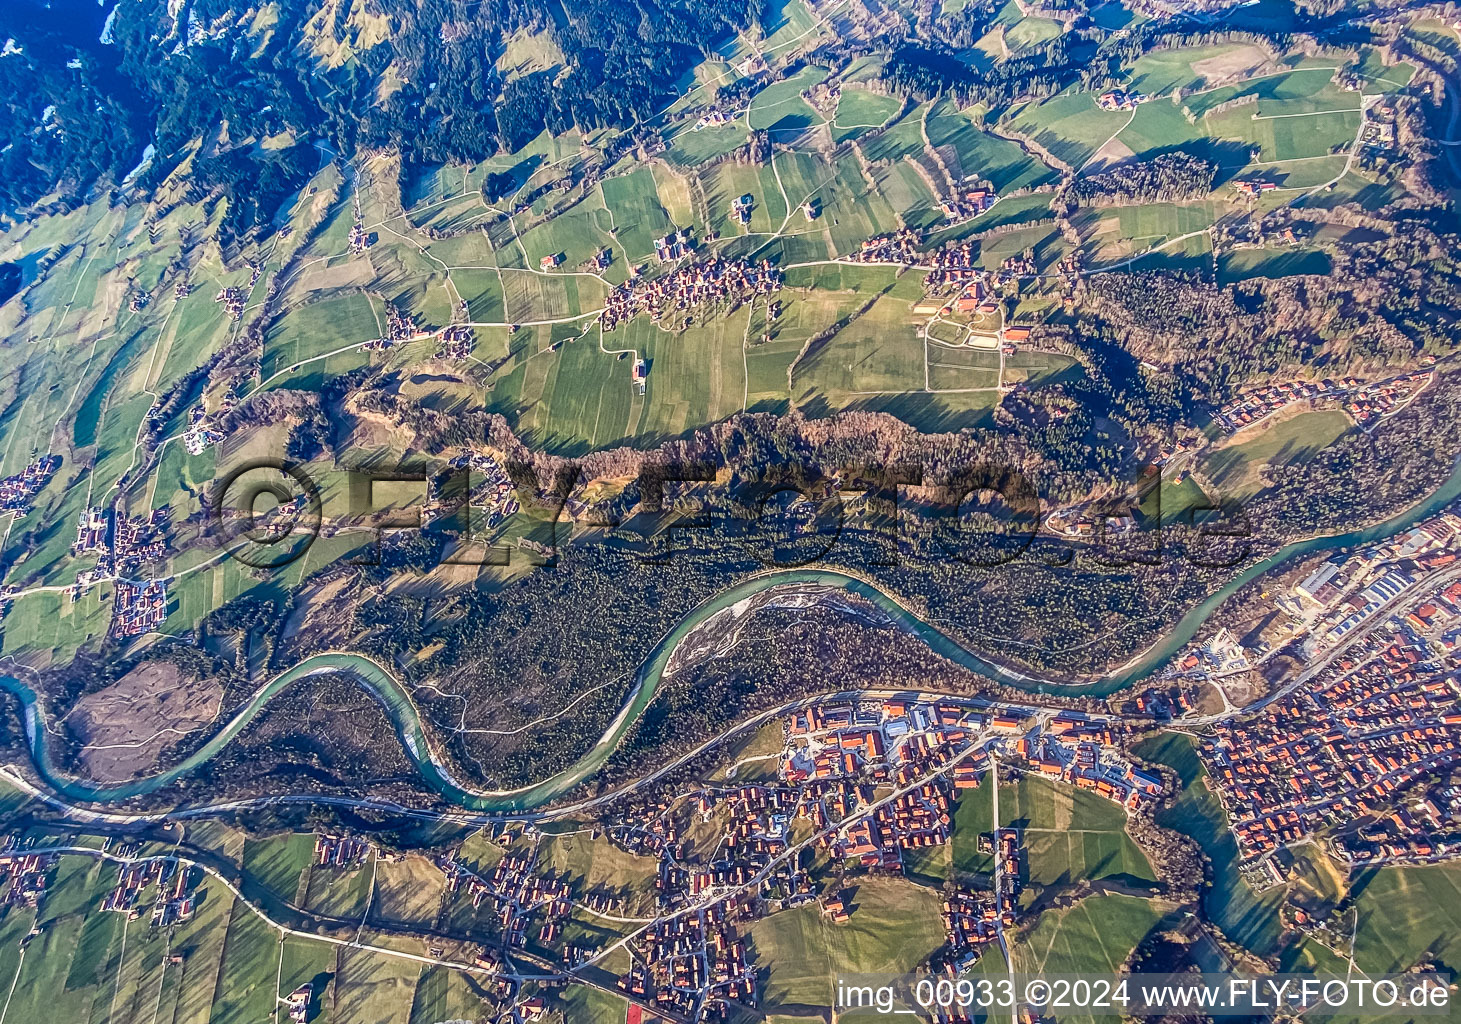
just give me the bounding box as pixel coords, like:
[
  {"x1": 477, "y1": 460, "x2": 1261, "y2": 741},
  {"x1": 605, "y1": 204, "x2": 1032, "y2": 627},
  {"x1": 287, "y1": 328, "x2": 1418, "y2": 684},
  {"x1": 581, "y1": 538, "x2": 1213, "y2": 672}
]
[{"x1": 8, "y1": 462, "x2": 1461, "y2": 812}]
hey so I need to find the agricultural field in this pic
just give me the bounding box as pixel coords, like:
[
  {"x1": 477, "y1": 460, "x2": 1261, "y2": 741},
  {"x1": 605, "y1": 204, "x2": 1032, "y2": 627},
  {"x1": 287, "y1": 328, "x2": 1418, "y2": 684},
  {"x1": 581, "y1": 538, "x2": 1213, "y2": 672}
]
[
  {"x1": 1217, "y1": 246, "x2": 1333, "y2": 284},
  {"x1": 1073, "y1": 202, "x2": 1219, "y2": 263},
  {"x1": 0, "y1": 29, "x2": 1404, "y2": 643},
  {"x1": 790, "y1": 274, "x2": 929, "y2": 407},
  {"x1": 1199, "y1": 409, "x2": 1354, "y2": 498},
  {"x1": 1012, "y1": 893, "x2": 1171, "y2": 1013},
  {"x1": 749, "y1": 876, "x2": 945, "y2": 1011},
  {"x1": 0, "y1": 10, "x2": 1456, "y2": 1020},
  {"x1": 939, "y1": 775, "x2": 1154, "y2": 892},
  {"x1": 599, "y1": 167, "x2": 678, "y2": 263},
  {"x1": 1351, "y1": 861, "x2": 1461, "y2": 973},
  {"x1": 832, "y1": 88, "x2": 903, "y2": 143},
  {"x1": 926, "y1": 103, "x2": 1058, "y2": 192},
  {"x1": 747, "y1": 67, "x2": 829, "y2": 133},
  {"x1": 1007, "y1": 93, "x2": 1135, "y2": 170}
]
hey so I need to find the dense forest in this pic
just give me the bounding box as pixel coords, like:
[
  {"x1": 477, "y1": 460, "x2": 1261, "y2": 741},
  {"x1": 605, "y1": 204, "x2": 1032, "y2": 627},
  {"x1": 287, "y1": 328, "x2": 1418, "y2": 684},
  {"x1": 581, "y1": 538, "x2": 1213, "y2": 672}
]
[{"x1": 0, "y1": 0, "x2": 757, "y2": 219}]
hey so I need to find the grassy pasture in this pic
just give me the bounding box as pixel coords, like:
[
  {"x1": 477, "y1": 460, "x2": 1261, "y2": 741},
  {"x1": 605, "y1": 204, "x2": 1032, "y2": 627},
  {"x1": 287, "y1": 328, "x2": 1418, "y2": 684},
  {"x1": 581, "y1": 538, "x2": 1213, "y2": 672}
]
[
  {"x1": 859, "y1": 110, "x2": 928, "y2": 164},
  {"x1": 1199, "y1": 408, "x2": 1352, "y2": 498},
  {"x1": 514, "y1": 196, "x2": 618, "y2": 279},
  {"x1": 1004, "y1": 13, "x2": 1063, "y2": 50},
  {"x1": 260, "y1": 294, "x2": 379, "y2": 382},
  {"x1": 1217, "y1": 246, "x2": 1332, "y2": 284},
  {"x1": 600, "y1": 168, "x2": 677, "y2": 263},
  {"x1": 927, "y1": 105, "x2": 1057, "y2": 192},
  {"x1": 486, "y1": 305, "x2": 750, "y2": 453},
  {"x1": 243, "y1": 832, "x2": 317, "y2": 904},
  {"x1": 750, "y1": 876, "x2": 945, "y2": 1011},
  {"x1": 2, "y1": 588, "x2": 111, "y2": 661},
  {"x1": 947, "y1": 775, "x2": 1156, "y2": 889},
  {"x1": 813, "y1": 158, "x2": 905, "y2": 256},
  {"x1": 1007, "y1": 93, "x2": 1134, "y2": 169},
  {"x1": 833, "y1": 88, "x2": 902, "y2": 141},
  {"x1": 1125, "y1": 43, "x2": 1271, "y2": 95},
  {"x1": 748, "y1": 66, "x2": 828, "y2": 132},
  {"x1": 1352, "y1": 861, "x2": 1461, "y2": 974},
  {"x1": 701, "y1": 162, "x2": 789, "y2": 236},
  {"x1": 791, "y1": 279, "x2": 926, "y2": 404},
  {"x1": 975, "y1": 223, "x2": 1069, "y2": 270},
  {"x1": 1014, "y1": 893, "x2": 1169, "y2": 1014},
  {"x1": 1184, "y1": 67, "x2": 1353, "y2": 119},
  {"x1": 1003, "y1": 349, "x2": 1078, "y2": 387},
  {"x1": 663, "y1": 119, "x2": 747, "y2": 167}
]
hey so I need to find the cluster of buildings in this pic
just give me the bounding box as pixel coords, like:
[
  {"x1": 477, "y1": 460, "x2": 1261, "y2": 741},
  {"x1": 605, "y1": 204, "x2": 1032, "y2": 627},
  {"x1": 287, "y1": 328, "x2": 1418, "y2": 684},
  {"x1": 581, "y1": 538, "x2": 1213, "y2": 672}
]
[
  {"x1": 182, "y1": 412, "x2": 224, "y2": 456},
  {"x1": 111, "y1": 579, "x2": 168, "y2": 638},
  {"x1": 836, "y1": 774, "x2": 957, "y2": 868},
  {"x1": 935, "y1": 889, "x2": 1001, "y2": 972},
  {"x1": 992, "y1": 827, "x2": 1022, "y2": 922},
  {"x1": 1097, "y1": 88, "x2": 1147, "y2": 110},
  {"x1": 1214, "y1": 376, "x2": 1361, "y2": 433},
  {"x1": 214, "y1": 286, "x2": 246, "y2": 321},
  {"x1": 0, "y1": 847, "x2": 55, "y2": 909},
  {"x1": 729, "y1": 193, "x2": 754, "y2": 226},
  {"x1": 786, "y1": 698, "x2": 1161, "y2": 804},
  {"x1": 72, "y1": 505, "x2": 111, "y2": 556},
  {"x1": 1213, "y1": 370, "x2": 1432, "y2": 434},
  {"x1": 0, "y1": 454, "x2": 59, "y2": 512},
  {"x1": 1198, "y1": 514, "x2": 1461, "y2": 878},
  {"x1": 999, "y1": 250, "x2": 1038, "y2": 277},
  {"x1": 1345, "y1": 370, "x2": 1432, "y2": 427},
  {"x1": 939, "y1": 188, "x2": 994, "y2": 225},
  {"x1": 348, "y1": 221, "x2": 374, "y2": 254},
  {"x1": 778, "y1": 699, "x2": 1158, "y2": 872},
  {"x1": 653, "y1": 230, "x2": 694, "y2": 264},
  {"x1": 283, "y1": 982, "x2": 313, "y2": 1023},
  {"x1": 181, "y1": 423, "x2": 222, "y2": 455},
  {"x1": 600, "y1": 256, "x2": 782, "y2": 332},
  {"x1": 431, "y1": 449, "x2": 518, "y2": 529},
  {"x1": 1286, "y1": 513, "x2": 1461, "y2": 653},
  {"x1": 915, "y1": 242, "x2": 983, "y2": 290},
  {"x1": 1234, "y1": 179, "x2": 1281, "y2": 197},
  {"x1": 1127, "y1": 681, "x2": 1200, "y2": 719},
  {"x1": 102, "y1": 858, "x2": 197, "y2": 926},
  {"x1": 1175, "y1": 626, "x2": 1250, "y2": 676},
  {"x1": 852, "y1": 229, "x2": 927, "y2": 266},
  {"x1": 365, "y1": 302, "x2": 431, "y2": 350},
  {"x1": 462, "y1": 947, "x2": 523, "y2": 1009},
  {"x1": 434, "y1": 323, "x2": 474, "y2": 361},
  {"x1": 1206, "y1": 637, "x2": 1461, "y2": 876},
  {"x1": 691, "y1": 108, "x2": 734, "y2": 131},
  {"x1": 440, "y1": 850, "x2": 572, "y2": 949},
  {"x1": 314, "y1": 834, "x2": 372, "y2": 867},
  {"x1": 617, "y1": 897, "x2": 757, "y2": 1021},
  {"x1": 114, "y1": 509, "x2": 169, "y2": 570},
  {"x1": 1360, "y1": 110, "x2": 1396, "y2": 150},
  {"x1": 1011, "y1": 714, "x2": 1165, "y2": 809}
]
